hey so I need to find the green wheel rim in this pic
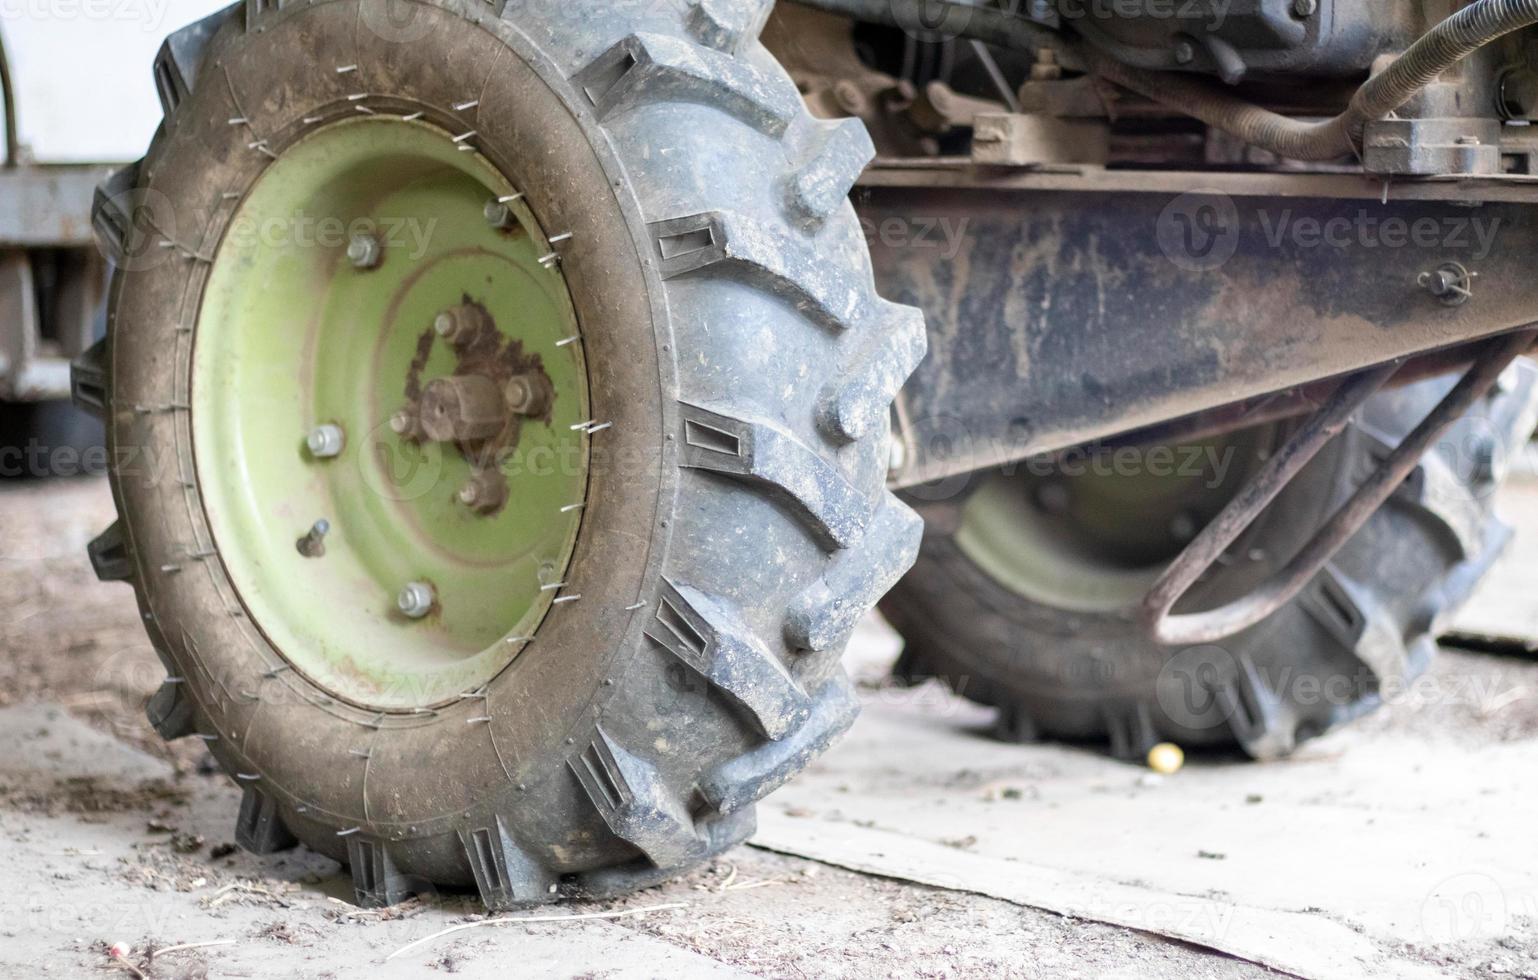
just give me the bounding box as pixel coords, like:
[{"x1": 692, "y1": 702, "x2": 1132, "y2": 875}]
[
  {"x1": 956, "y1": 431, "x2": 1270, "y2": 614},
  {"x1": 193, "y1": 116, "x2": 590, "y2": 710}
]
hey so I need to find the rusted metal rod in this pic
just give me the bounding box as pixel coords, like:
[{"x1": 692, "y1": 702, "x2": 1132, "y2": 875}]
[{"x1": 1142, "y1": 327, "x2": 1536, "y2": 646}]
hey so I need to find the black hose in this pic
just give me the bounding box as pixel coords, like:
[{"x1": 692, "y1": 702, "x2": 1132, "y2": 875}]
[
  {"x1": 791, "y1": 0, "x2": 1538, "y2": 161},
  {"x1": 0, "y1": 25, "x2": 17, "y2": 169}
]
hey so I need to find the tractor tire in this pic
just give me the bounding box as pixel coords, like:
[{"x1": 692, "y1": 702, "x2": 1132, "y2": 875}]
[
  {"x1": 882, "y1": 365, "x2": 1538, "y2": 761},
  {"x1": 79, "y1": 0, "x2": 923, "y2": 908}
]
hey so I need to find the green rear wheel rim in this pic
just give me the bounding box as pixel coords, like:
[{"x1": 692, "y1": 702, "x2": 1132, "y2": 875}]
[
  {"x1": 956, "y1": 431, "x2": 1269, "y2": 614},
  {"x1": 193, "y1": 116, "x2": 590, "y2": 710}
]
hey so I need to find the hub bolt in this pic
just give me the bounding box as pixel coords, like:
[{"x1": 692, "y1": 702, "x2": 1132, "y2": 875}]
[
  {"x1": 397, "y1": 582, "x2": 436, "y2": 620},
  {"x1": 307, "y1": 424, "x2": 346, "y2": 459},
  {"x1": 347, "y1": 233, "x2": 383, "y2": 270},
  {"x1": 485, "y1": 199, "x2": 516, "y2": 230},
  {"x1": 504, "y1": 373, "x2": 554, "y2": 417},
  {"x1": 390, "y1": 408, "x2": 422, "y2": 440},
  {"x1": 457, "y1": 471, "x2": 509, "y2": 514},
  {"x1": 432, "y1": 303, "x2": 490, "y2": 345}
]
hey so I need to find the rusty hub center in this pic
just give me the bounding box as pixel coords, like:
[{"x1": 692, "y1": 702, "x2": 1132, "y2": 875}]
[{"x1": 399, "y1": 300, "x2": 557, "y2": 516}]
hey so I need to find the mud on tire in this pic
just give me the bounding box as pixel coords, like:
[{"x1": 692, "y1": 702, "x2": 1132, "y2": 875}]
[{"x1": 78, "y1": 0, "x2": 924, "y2": 907}]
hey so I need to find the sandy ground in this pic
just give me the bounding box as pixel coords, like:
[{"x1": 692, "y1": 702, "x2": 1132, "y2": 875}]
[{"x1": 2, "y1": 476, "x2": 1535, "y2": 979}]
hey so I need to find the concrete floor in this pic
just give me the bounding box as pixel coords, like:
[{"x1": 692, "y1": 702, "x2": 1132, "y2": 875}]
[{"x1": 2, "y1": 476, "x2": 1535, "y2": 979}]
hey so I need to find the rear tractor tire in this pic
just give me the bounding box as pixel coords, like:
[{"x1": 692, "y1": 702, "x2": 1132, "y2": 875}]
[{"x1": 883, "y1": 367, "x2": 1538, "y2": 761}]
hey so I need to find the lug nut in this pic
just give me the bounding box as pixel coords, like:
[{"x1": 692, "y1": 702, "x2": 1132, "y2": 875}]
[
  {"x1": 347, "y1": 233, "x2": 383, "y2": 269},
  {"x1": 397, "y1": 581, "x2": 436, "y2": 619},
  {"x1": 307, "y1": 424, "x2": 346, "y2": 458},
  {"x1": 484, "y1": 199, "x2": 516, "y2": 230},
  {"x1": 296, "y1": 519, "x2": 331, "y2": 558},
  {"x1": 434, "y1": 312, "x2": 459, "y2": 339}
]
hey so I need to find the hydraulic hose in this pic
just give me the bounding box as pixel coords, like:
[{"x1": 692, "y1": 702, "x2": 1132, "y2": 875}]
[{"x1": 791, "y1": 0, "x2": 1538, "y2": 161}]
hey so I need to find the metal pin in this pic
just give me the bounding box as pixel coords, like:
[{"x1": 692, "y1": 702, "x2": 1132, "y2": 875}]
[
  {"x1": 540, "y1": 582, "x2": 566, "y2": 591},
  {"x1": 401, "y1": 111, "x2": 424, "y2": 121},
  {"x1": 584, "y1": 422, "x2": 613, "y2": 435},
  {"x1": 302, "y1": 116, "x2": 323, "y2": 125},
  {"x1": 467, "y1": 717, "x2": 492, "y2": 725},
  {"x1": 264, "y1": 664, "x2": 294, "y2": 678},
  {"x1": 197, "y1": 734, "x2": 219, "y2": 743},
  {"x1": 625, "y1": 602, "x2": 647, "y2": 611},
  {"x1": 347, "y1": 93, "x2": 368, "y2": 101},
  {"x1": 502, "y1": 636, "x2": 532, "y2": 646},
  {"x1": 556, "y1": 335, "x2": 580, "y2": 347},
  {"x1": 297, "y1": 519, "x2": 331, "y2": 558},
  {"x1": 498, "y1": 193, "x2": 524, "y2": 204},
  {"x1": 166, "y1": 677, "x2": 187, "y2": 685},
  {"x1": 364, "y1": 713, "x2": 385, "y2": 731},
  {"x1": 236, "y1": 774, "x2": 261, "y2": 782},
  {"x1": 549, "y1": 232, "x2": 573, "y2": 244},
  {"x1": 570, "y1": 420, "x2": 596, "y2": 431},
  {"x1": 222, "y1": 191, "x2": 241, "y2": 200},
  {"x1": 538, "y1": 253, "x2": 560, "y2": 267},
  {"x1": 336, "y1": 827, "x2": 361, "y2": 837},
  {"x1": 228, "y1": 117, "x2": 247, "y2": 126},
  {"x1": 350, "y1": 748, "x2": 371, "y2": 759},
  {"x1": 560, "y1": 503, "x2": 585, "y2": 514},
  {"x1": 161, "y1": 564, "x2": 182, "y2": 574},
  {"x1": 336, "y1": 64, "x2": 358, "y2": 74},
  {"x1": 457, "y1": 144, "x2": 478, "y2": 153},
  {"x1": 238, "y1": 690, "x2": 259, "y2": 702},
  {"x1": 553, "y1": 595, "x2": 582, "y2": 604},
  {"x1": 454, "y1": 99, "x2": 480, "y2": 111},
  {"x1": 354, "y1": 106, "x2": 375, "y2": 115}
]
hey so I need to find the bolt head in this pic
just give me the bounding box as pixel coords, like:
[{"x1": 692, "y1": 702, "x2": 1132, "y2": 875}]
[
  {"x1": 1173, "y1": 40, "x2": 1196, "y2": 65},
  {"x1": 1291, "y1": 0, "x2": 1317, "y2": 17},
  {"x1": 458, "y1": 482, "x2": 480, "y2": 506},
  {"x1": 397, "y1": 582, "x2": 435, "y2": 619},
  {"x1": 347, "y1": 234, "x2": 382, "y2": 269},
  {"x1": 484, "y1": 200, "x2": 514, "y2": 229},
  {"x1": 434, "y1": 312, "x2": 458, "y2": 338},
  {"x1": 306, "y1": 424, "x2": 345, "y2": 458}
]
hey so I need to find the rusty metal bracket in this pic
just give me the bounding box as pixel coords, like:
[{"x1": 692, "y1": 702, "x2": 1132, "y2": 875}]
[{"x1": 1141, "y1": 327, "x2": 1538, "y2": 647}]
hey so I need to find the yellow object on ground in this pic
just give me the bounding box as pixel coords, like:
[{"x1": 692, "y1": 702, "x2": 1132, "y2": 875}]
[{"x1": 1147, "y1": 743, "x2": 1185, "y2": 775}]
